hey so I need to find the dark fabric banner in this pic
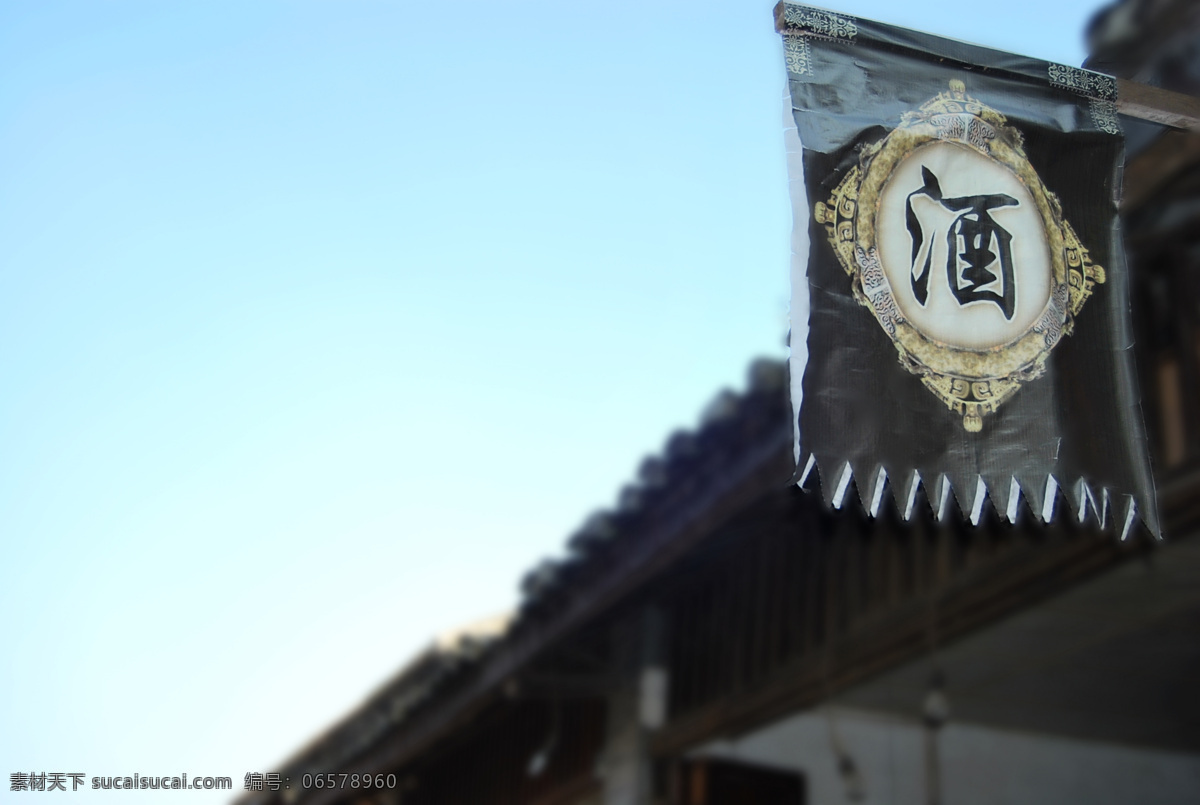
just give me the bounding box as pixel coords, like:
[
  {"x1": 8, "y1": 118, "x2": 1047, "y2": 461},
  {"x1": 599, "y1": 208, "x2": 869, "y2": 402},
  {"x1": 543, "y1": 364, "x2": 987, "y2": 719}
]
[{"x1": 776, "y1": 2, "x2": 1160, "y2": 537}]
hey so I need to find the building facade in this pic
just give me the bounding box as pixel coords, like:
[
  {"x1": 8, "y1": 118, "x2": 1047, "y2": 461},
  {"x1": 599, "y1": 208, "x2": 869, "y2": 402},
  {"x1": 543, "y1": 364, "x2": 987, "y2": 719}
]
[{"x1": 237, "y1": 3, "x2": 1200, "y2": 803}]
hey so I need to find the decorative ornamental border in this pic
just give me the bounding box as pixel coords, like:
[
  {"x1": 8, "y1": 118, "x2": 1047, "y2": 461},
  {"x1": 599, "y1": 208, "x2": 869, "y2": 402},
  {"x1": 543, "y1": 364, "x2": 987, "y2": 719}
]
[
  {"x1": 784, "y1": 34, "x2": 814, "y2": 77},
  {"x1": 1048, "y1": 63, "x2": 1118, "y2": 101},
  {"x1": 780, "y1": 3, "x2": 857, "y2": 43},
  {"x1": 1089, "y1": 98, "x2": 1122, "y2": 135}
]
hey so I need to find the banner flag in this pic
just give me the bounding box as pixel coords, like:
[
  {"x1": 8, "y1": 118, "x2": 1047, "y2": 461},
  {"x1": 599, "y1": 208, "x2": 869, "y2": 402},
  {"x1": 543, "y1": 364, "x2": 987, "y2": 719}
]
[{"x1": 776, "y1": 3, "x2": 1159, "y2": 537}]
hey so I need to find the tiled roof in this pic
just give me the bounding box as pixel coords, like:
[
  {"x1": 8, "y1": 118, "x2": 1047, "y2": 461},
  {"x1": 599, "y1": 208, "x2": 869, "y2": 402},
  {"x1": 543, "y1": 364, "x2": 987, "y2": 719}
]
[{"x1": 238, "y1": 357, "x2": 792, "y2": 803}]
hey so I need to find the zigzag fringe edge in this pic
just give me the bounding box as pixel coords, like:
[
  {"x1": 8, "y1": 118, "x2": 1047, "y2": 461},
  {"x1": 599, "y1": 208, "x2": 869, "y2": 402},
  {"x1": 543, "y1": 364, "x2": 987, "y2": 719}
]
[{"x1": 796, "y1": 453, "x2": 1144, "y2": 541}]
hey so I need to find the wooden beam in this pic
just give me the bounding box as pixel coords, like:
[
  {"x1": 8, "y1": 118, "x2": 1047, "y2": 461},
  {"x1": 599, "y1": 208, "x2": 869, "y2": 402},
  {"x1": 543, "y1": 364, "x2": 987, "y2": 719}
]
[
  {"x1": 1117, "y1": 79, "x2": 1200, "y2": 134},
  {"x1": 771, "y1": 1, "x2": 788, "y2": 33},
  {"x1": 651, "y1": 533, "x2": 1135, "y2": 757}
]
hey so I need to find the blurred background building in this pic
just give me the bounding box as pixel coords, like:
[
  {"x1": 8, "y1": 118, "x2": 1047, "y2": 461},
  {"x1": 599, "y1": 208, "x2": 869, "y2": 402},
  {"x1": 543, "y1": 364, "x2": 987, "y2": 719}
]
[{"x1": 236, "y1": 1, "x2": 1200, "y2": 802}]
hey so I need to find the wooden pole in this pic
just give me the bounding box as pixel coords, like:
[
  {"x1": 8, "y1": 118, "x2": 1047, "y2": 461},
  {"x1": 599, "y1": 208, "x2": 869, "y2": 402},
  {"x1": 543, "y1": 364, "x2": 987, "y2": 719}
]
[{"x1": 1116, "y1": 79, "x2": 1200, "y2": 134}]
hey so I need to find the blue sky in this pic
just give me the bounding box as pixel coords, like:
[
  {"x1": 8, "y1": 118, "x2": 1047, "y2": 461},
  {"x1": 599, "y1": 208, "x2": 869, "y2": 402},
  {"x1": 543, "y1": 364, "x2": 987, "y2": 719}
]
[{"x1": 1, "y1": 1, "x2": 1107, "y2": 801}]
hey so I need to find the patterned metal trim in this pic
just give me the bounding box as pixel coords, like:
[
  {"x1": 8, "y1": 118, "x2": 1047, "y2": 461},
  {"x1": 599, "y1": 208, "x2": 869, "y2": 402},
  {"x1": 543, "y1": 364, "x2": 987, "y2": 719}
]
[
  {"x1": 855, "y1": 247, "x2": 901, "y2": 336},
  {"x1": 930, "y1": 112, "x2": 997, "y2": 153},
  {"x1": 784, "y1": 34, "x2": 813, "y2": 76},
  {"x1": 781, "y1": 3, "x2": 857, "y2": 42},
  {"x1": 1047, "y1": 64, "x2": 1118, "y2": 101},
  {"x1": 1089, "y1": 98, "x2": 1122, "y2": 135}
]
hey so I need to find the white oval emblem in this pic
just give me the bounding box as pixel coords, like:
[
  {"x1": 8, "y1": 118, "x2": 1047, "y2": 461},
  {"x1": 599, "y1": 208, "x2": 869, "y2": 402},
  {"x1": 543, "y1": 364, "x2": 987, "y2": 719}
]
[{"x1": 877, "y1": 141, "x2": 1052, "y2": 349}]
